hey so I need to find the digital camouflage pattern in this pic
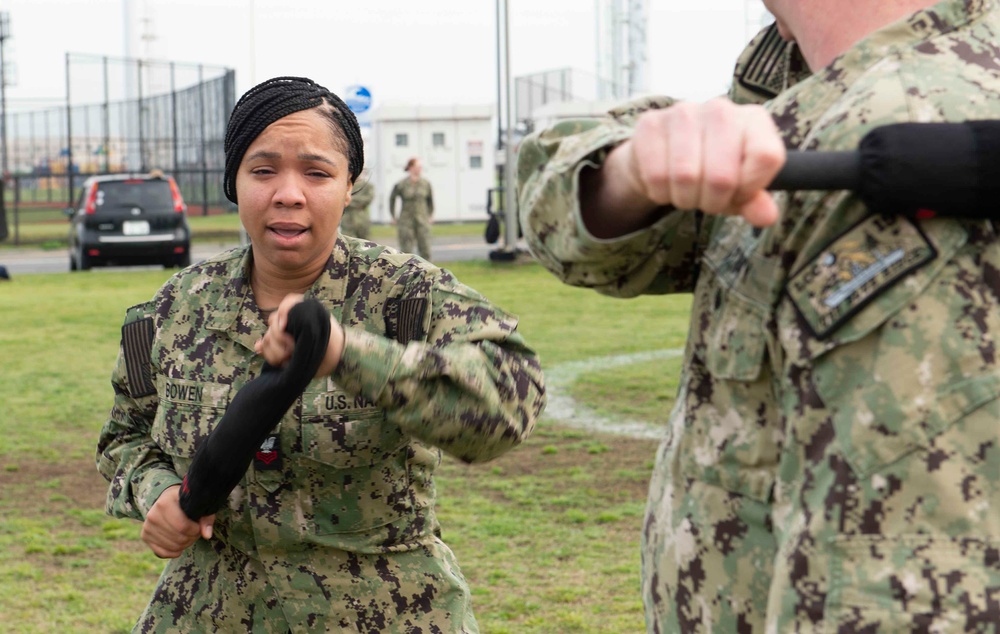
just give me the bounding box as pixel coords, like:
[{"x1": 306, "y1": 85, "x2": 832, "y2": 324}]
[
  {"x1": 518, "y1": 0, "x2": 1000, "y2": 631},
  {"x1": 390, "y1": 177, "x2": 434, "y2": 260},
  {"x1": 340, "y1": 180, "x2": 375, "y2": 240},
  {"x1": 96, "y1": 236, "x2": 545, "y2": 633}
]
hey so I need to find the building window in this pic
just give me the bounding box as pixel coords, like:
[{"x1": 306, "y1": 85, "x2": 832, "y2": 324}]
[
  {"x1": 432, "y1": 132, "x2": 446, "y2": 147},
  {"x1": 395, "y1": 133, "x2": 408, "y2": 147},
  {"x1": 469, "y1": 156, "x2": 482, "y2": 169}
]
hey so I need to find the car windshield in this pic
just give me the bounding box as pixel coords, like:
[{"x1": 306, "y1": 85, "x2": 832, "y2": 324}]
[{"x1": 96, "y1": 180, "x2": 174, "y2": 213}]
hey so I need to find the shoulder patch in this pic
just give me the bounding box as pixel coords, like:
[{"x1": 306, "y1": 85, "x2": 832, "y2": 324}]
[
  {"x1": 736, "y1": 23, "x2": 795, "y2": 100},
  {"x1": 122, "y1": 317, "x2": 157, "y2": 397},
  {"x1": 385, "y1": 297, "x2": 428, "y2": 345},
  {"x1": 787, "y1": 215, "x2": 936, "y2": 339}
]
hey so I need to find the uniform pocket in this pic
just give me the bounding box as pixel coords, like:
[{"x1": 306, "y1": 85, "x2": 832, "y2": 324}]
[
  {"x1": 299, "y1": 387, "x2": 412, "y2": 535},
  {"x1": 152, "y1": 376, "x2": 231, "y2": 472},
  {"x1": 824, "y1": 535, "x2": 1000, "y2": 632},
  {"x1": 300, "y1": 386, "x2": 406, "y2": 468},
  {"x1": 702, "y1": 290, "x2": 768, "y2": 381},
  {"x1": 783, "y1": 217, "x2": 1000, "y2": 476},
  {"x1": 680, "y1": 269, "x2": 779, "y2": 502}
]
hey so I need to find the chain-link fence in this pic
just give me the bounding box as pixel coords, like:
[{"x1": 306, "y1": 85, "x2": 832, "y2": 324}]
[
  {"x1": 2, "y1": 54, "x2": 235, "y2": 244},
  {"x1": 514, "y1": 67, "x2": 619, "y2": 135}
]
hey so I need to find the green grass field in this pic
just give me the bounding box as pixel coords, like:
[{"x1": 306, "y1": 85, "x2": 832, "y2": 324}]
[
  {"x1": 1, "y1": 212, "x2": 493, "y2": 248},
  {"x1": 0, "y1": 261, "x2": 693, "y2": 633}
]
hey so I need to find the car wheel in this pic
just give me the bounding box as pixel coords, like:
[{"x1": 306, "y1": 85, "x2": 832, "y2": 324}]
[
  {"x1": 69, "y1": 253, "x2": 78, "y2": 271},
  {"x1": 78, "y1": 248, "x2": 93, "y2": 271},
  {"x1": 170, "y1": 253, "x2": 191, "y2": 269}
]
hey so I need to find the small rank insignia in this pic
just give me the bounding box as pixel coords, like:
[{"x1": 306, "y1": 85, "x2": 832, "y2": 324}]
[
  {"x1": 253, "y1": 435, "x2": 282, "y2": 471},
  {"x1": 787, "y1": 215, "x2": 936, "y2": 338}
]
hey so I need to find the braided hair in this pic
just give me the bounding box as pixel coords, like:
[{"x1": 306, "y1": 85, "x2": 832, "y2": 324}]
[{"x1": 223, "y1": 76, "x2": 364, "y2": 204}]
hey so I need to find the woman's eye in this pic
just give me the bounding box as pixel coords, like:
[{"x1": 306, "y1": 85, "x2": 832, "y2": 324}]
[{"x1": 252, "y1": 167, "x2": 275, "y2": 176}]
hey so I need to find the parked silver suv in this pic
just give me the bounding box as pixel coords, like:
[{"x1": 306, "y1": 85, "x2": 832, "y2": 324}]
[{"x1": 65, "y1": 173, "x2": 192, "y2": 271}]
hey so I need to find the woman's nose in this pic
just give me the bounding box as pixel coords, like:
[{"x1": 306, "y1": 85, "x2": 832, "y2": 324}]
[{"x1": 273, "y1": 173, "x2": 306, "y2": 208}]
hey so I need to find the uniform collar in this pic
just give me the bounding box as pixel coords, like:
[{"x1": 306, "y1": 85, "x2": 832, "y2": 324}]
[
  {"x1": 204, "y1": 246, "x2": 257, "y2": 352},
  {"x1": 769, "y1": 0, "x2": 995, "y2": 148},
  {"x1": 204, "y1": 241, "x2": 351, "y2": 352}
]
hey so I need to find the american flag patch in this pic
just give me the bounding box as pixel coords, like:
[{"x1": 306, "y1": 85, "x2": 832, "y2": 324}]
[
  {"x1": 385, "y1": 297, "x2": 428, "y2": 345},
  {"x1": 121, "y1": 317, "x2": 156, "y2": 397}
]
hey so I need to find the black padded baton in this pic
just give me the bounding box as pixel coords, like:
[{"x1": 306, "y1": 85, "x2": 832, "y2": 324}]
[
  {"x1": 769, "y1": 120, "x2": 1000, "y2": 218},
  {"x1": 178, "y1": 299, "x2": 331, "y2": 521}
]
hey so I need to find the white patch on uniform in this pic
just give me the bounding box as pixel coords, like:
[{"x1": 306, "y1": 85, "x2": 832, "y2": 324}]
[
  {"x1": 694, "y1": 445, "x2": 715, "y2": 467},
  {"x1": 709, "y1": 408, "x2": 745, "y2": 450},
  {"x1": 900, "y1": 571, "x2": 923, "y2": 597},
  {"x1": 970, "y1": 499, "x2": 989, "y2": 520},
  {"x1": 857, "y1": 408, "x2": 875, "y2": 429},
  {"x1": 771, "y1": 502, "x2": 792, "y2": 539},
  {"x1": 917, "y1": 356, "x2": 933, "y2": 386},
  {"x1": 872, "y1": 473, "x2": 887, "y2": 491},
  {"x1": 673, "y1": 517, "x2": 697, "y2": 566}
]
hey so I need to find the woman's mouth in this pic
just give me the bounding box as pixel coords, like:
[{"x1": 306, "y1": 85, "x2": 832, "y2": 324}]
[{"x1": 268, "y1": 225, "x2": 309, "y2": 240}]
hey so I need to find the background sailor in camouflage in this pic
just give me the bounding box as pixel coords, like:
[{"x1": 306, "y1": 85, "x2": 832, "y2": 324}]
[
  {"x1": 518, "y1": 0, "x2": 1000, "y2": 631},
  {"x1": 340, "y1": 168, "x2": 374, "y2": 240},
  {"x1": 390, "y1": 157, "x2": 434, "y2": 260},
  {"x1": 97, "y1": 76, "x2": 545, "y2": 634}
]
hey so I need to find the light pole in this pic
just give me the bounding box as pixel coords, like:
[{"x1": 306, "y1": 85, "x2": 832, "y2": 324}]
[
  {"x1": 239, "y1": 0, "x2": 256, "y2": 246},
  {"x1": 491, "y1": 0, "x2": 519, "y2": 262},
  {"x1": 0, "y1": 12, "x2": 11, "y2": 242}
]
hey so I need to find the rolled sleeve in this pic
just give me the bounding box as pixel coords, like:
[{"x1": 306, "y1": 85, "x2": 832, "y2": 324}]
[{"x1": 517, "y1": 115, "x2": 706, "y2": 297}]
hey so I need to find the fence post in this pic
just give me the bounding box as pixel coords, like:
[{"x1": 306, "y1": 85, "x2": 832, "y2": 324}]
[
  {"x1": 170, "y1": 62, "x2": 178, "y2": 179},
  {"x1": 137, "y1": 59, "x2": 145, "y2": 172},
  {"x1": 0, "y1": 13, "x2": 8, "y2": 243},
  {"x1": 103, "y1": 56, "x2": 110, "y2": 173},
  {"x1": 28, "y1": 112, "x2": 35, "y2": 194},
  {"x1": 199, "y1": 64, "x2": 208, "y2": 216},
  {"x1": 13, "y1": 175, "x2": 19, "y2": 245},
  {"x1": 65, "y1": 52, "x2": 74, "y2": 209}
]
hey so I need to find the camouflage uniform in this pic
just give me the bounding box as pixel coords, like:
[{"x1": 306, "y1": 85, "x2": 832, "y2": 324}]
[
  {"x1": 340, "y1": 181, "x2": 374, "y2": 241},
  {"x1": 518, "y1": 1, "x2": 1000, "y2": 631},
  {"x1": 390, "y1": 177, "x2": 434, "y2": 260},
  {"x1": 96, "y1": 237, "x2": 546, "y2": 633}
]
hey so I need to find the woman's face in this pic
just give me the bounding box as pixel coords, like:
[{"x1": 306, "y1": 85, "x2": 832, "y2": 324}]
[
  {"x1": 408, "y1": 160, "x2": 422, "y2": 178},
  {"x1": 236, "y1": 108, "x2": 353, "y2": 273}
]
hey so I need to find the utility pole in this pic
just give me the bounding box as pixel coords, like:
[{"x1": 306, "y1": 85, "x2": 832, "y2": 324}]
[
  {"x1": 598, "y1": 0, "x2": 647, "y2": 99},
  {"x1": 626, "y1": 0, "x2": 647, "y2": 96},
  {"x1": 0, "y1": 12, "x2": 11, "y2": 241},
  {"x1": 490, "y1": 0, "x2": 519, "y2": 262}
]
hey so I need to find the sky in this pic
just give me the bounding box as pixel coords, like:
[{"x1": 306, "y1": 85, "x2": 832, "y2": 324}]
[{"x1": 0, "y1": 0, "x2": 772, "y2": 113}]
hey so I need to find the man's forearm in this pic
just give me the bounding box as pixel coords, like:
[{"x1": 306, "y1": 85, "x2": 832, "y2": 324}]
[{"x1": 579, "y1": 139, "x2": 669, "y2": 239}]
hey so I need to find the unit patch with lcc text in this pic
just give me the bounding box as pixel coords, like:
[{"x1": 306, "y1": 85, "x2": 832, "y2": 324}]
[{"x1": 786, "y1": 215, "x2": 937, "y2": 338}]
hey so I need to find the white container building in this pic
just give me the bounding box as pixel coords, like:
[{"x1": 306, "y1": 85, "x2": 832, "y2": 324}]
[{"x1": 368, "y1": 103, "x2": 496, "y2": 224}]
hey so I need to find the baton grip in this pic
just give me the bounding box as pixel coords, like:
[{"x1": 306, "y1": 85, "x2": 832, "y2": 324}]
[{"x1": 768, "y1": 150, "x2": 862, "y2": 192}]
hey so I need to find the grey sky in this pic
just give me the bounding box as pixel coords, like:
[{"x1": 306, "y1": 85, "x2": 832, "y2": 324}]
[{"x1": 0, "y1": 0, "x2": 771, "y2": 111}]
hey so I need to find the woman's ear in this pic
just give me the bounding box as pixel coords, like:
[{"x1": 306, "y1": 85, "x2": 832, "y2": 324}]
[{"x1": 344, "y1": 189, "x2": 352, "y2": 207}]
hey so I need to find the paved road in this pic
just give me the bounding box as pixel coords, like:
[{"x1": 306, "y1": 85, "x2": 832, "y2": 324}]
[{"x1": 1, "y1": 235, "x2": 522, "y2": 276}]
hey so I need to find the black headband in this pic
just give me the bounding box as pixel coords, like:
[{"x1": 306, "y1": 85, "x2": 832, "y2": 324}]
[{"x1": 223, "y1": 76, "x2": 364, "y2": 204}]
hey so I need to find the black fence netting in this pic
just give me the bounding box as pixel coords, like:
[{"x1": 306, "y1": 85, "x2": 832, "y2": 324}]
[{"x1": 2, "y1": 54, "x2": 235, "y2": 244}]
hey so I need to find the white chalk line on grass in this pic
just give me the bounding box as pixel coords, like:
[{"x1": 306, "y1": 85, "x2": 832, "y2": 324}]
[{"x1": 542, "y1": 348, "x2": 684, "y2": 439}]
